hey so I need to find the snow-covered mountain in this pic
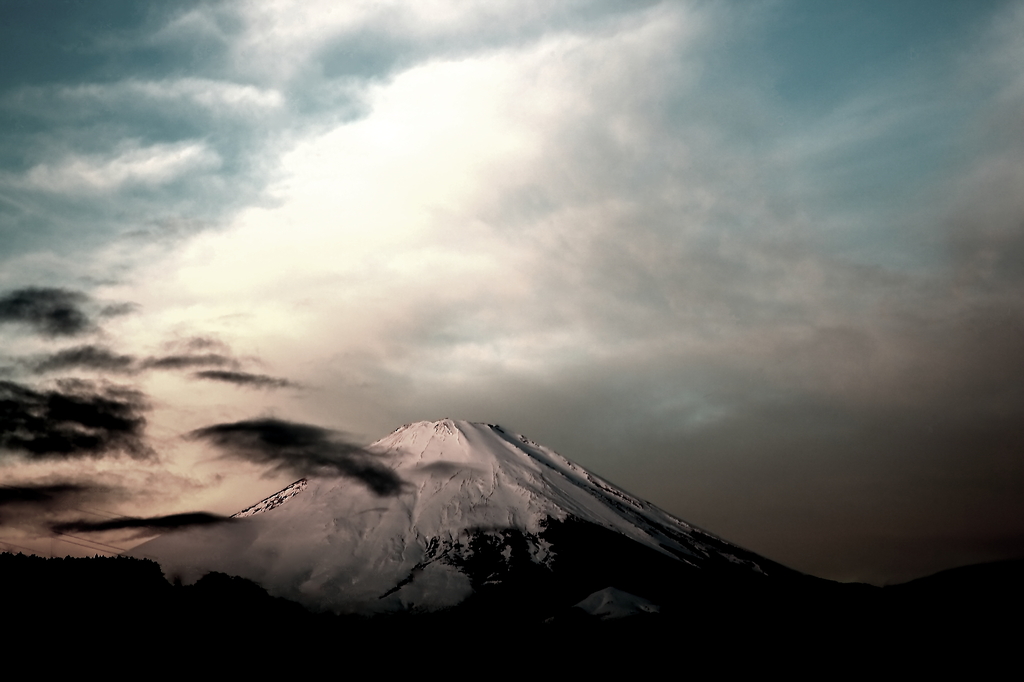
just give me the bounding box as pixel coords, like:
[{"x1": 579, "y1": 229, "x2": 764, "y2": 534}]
[{"x1": 131, "y1": 419, "x2": 795, "y2": 615}]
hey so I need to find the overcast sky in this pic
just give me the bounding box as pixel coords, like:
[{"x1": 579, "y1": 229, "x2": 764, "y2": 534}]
[{"x1": 1, "y1": 0, "x2": 1022, "y2": 584}]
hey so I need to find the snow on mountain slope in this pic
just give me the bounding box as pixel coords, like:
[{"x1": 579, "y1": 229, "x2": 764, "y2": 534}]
[
  {"x1": 131, "y1": 419, "x2": 771, "y2": 614},
  {"x1": 232, "y1": 478, "x2": 307, "y2": 518}
]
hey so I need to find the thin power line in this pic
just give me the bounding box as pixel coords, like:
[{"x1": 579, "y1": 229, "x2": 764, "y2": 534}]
[
  {"x1": 50, "y1": 535, "x2": 118, "y2": 555},
  {"x1": 73, "y1": 506, "x2": 123, "y2": 520},
  {"x1": 52, "y1": 532, "x2": 128, "y2": 554}
]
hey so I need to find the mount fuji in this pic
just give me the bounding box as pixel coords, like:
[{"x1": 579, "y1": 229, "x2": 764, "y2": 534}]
[{"x1": 131, "y1": 419, "x2": 807, "y2": 618}]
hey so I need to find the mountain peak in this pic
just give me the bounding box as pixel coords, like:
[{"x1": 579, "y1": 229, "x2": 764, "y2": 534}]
[
  {"x1": 370, "y1": 419, "x2": 521, "y2": 467},
  {"x1": 132, "y1": 418, "x2": 784, "y2": 614},
  {"x1": 375, "y1": 418, "x2": 477, "y2": 449}
]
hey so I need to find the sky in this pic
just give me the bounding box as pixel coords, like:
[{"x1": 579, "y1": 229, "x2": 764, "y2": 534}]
[{"x1": 1, "y1": 0, "x2": 1022, "y2": 585}]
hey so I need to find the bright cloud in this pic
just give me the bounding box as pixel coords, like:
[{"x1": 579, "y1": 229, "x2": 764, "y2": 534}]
[{"x1": 21, "y1": 141, "x2": 220, "y2": 194}]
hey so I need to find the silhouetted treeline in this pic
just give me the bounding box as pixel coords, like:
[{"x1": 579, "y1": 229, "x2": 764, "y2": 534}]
[{"x1": 2, "y1": 551, "x2": 1020, "y2": 673}]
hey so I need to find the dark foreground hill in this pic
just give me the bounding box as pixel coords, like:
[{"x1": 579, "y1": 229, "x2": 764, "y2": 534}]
[{"x1": 3, "y1": 551, "x2": 1020, "y2": 673}]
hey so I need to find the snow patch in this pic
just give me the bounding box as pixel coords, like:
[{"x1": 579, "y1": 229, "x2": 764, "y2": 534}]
[{"x1": 575, "y1": 587, "x2": 661, "y2": 619}]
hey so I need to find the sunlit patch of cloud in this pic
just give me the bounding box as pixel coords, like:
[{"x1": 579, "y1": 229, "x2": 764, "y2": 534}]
[{"x1": 17, "y1": 140, "x2": 220, "y2": 194}]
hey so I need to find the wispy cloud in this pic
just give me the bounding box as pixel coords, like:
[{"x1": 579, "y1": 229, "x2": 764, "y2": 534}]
[
  {"x1": 51, "y1": 511, "x2": 231, "y2": 535},
  {"x1": 191, "y1": 370, "x2": 296, "y2": 389},
  {"x1": 0, "y1": 287, "x2": 93, "y2": 337},
  {"x1": 4, "y1": 79, "x2": 284, "y2": 118},
  {"x1": 189, "y1": 418, "x2": 404, "y2": 496},
  {"x1": 0, "y1": 481, "x2": 119, "y2": 534},
  {"x1": 0, "y1": 482, "x2": 101, "y2": 512},
  {"x1": 19, "y1": 141, "x2": 220, "y2": 194},
  {"x1": 140, "y1": 354, "x2": 236, "y2": 370},
  {"x1": 32, "y1": 345, "x2": 136, "y2": 374},
  {"x1": 0, "y1": 379, "x2": 151, "y2": 460}
]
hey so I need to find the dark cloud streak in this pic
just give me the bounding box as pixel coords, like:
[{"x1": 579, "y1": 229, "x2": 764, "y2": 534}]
[
  {"x1": 0, "y1": 483, "x2": 95, "y2": 509},
  {"x1": 189, "y1": 418, "x2": 404, "y2": 496},
  {"x1": 141, "y1": 354, "x2": 236, "y2": 370},
  {"x1": 0, "y1": 287, "x2": 92, "y2": 337},
  {"x1": 33, "y1": 345, "x2": 136, "y2": 374},
  {"x1": 183, "y1": 337, "x2": 227, "y2": 351},
  {"x1": 0, "y1": 481, "x2": 118, "y2": 531},
  {"x1": 23, "y1": 342, "x2": 274, "y2": 380},
  {"x1": 99, "y1": 302, "x2": 139, "y2": 318},
  {"x1": 192, "y1": 370, "x2": 296, "y2": 389},
  {"x1": 51, "y1": 512, "x2": 231, "y2": 534},
  {"x1": 0, "y1": 379, "x2": 150, "y2": 460}
]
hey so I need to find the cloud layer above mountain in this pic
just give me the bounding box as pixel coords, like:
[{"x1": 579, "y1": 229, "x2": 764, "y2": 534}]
[{"x1": 1, "y1": 1, "x2": 1023, "y2": 583}]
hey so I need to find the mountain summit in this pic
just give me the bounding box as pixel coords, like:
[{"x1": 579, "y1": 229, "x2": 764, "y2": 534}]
[{"x1": 132, "y1": 419, "x2": 794, "y2": 615}]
